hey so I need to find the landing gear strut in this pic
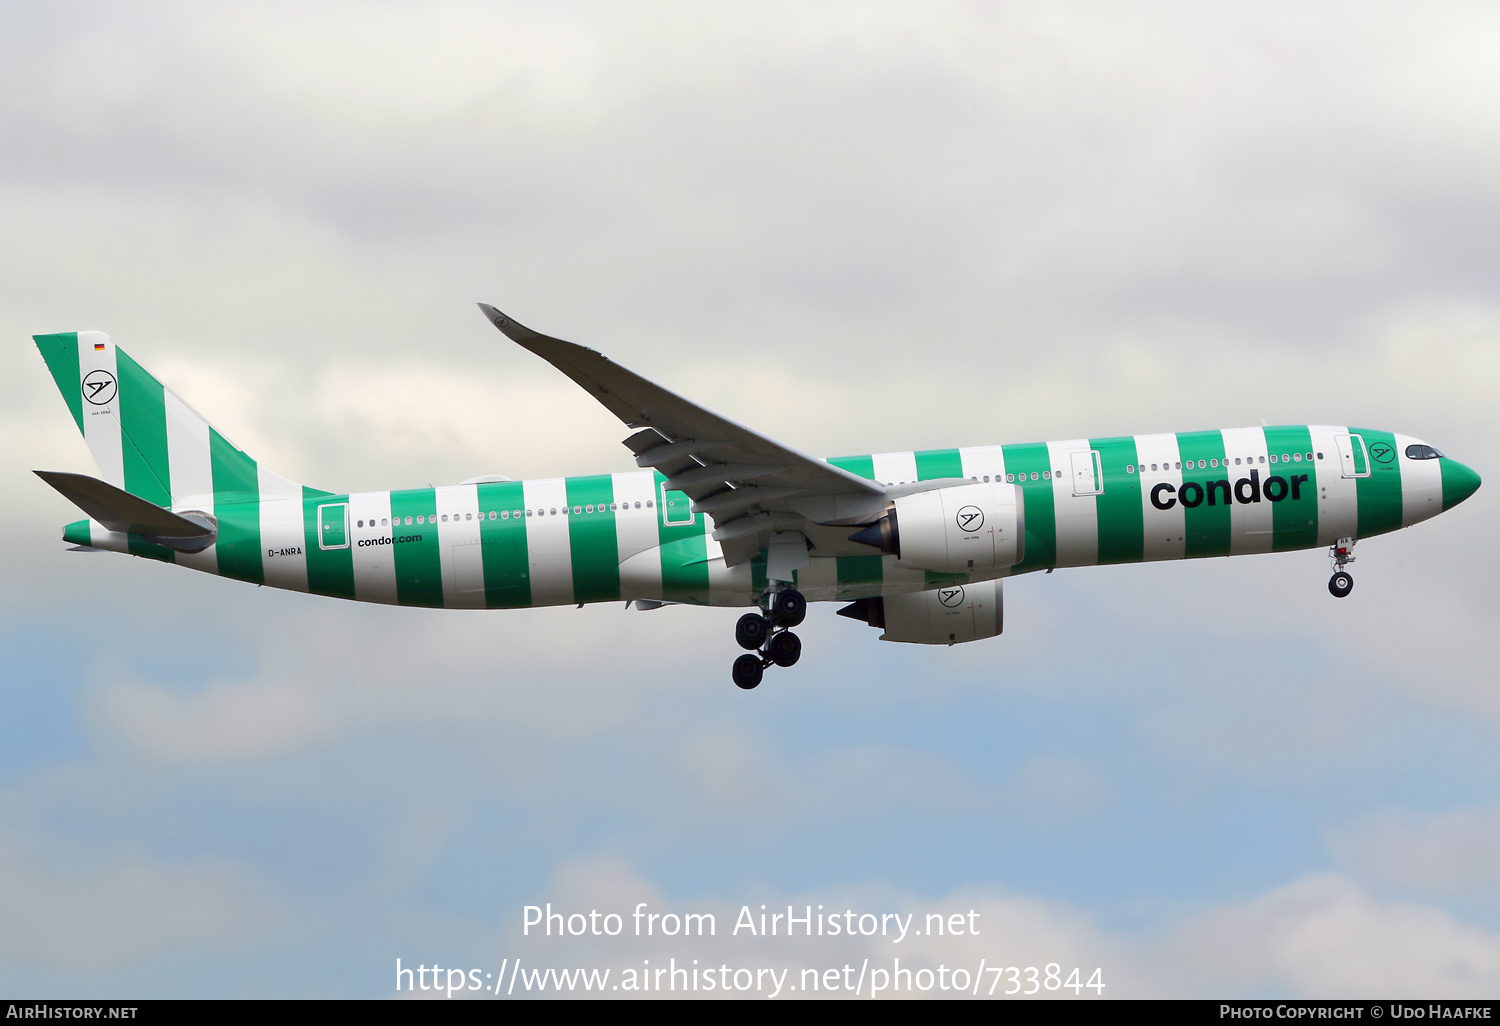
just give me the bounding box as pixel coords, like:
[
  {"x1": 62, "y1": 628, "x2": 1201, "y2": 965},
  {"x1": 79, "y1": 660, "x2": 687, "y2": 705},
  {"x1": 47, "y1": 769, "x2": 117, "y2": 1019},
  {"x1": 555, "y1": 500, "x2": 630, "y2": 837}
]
[
  {"x1": 1328, "y1": 537, "x2": 1355, "y2": 599},
  {"x1": 729, "y1": 588, "x2": 805, "y2": 689}
]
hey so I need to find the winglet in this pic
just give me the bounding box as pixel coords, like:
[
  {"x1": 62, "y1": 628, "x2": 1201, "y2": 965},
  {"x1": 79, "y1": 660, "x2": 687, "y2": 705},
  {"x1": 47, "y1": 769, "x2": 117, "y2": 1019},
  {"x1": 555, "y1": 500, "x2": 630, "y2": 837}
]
[{"x1": 476, "y1": 303, "x2": 548, "y2": 345}]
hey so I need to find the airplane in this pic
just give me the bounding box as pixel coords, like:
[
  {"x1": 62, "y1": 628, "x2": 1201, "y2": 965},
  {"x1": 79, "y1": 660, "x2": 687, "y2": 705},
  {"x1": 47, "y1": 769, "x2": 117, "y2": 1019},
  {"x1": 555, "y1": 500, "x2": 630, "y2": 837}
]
[{"x1": 32, "y1": 306, "x2": 1482, "y2": 690}]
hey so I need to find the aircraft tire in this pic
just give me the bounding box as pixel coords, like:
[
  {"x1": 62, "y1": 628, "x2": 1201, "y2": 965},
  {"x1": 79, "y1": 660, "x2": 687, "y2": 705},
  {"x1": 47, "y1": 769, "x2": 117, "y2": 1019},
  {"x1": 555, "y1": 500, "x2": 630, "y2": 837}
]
[
  {"x1": 1329, "y1": 571, "x2": 1353, "y2": 598},
  {"x1": 774, "y1": 589, "x2": 807, "y2": 627},
  {"x1": 768, "y1": 630, "x2": 802, "y2": 668},
  {"x1": 735, "y1": 612, "x2": 770, "y2": 650},
  {"x1": 733, "y1": 654, "x2": 764, "y2": 690}
]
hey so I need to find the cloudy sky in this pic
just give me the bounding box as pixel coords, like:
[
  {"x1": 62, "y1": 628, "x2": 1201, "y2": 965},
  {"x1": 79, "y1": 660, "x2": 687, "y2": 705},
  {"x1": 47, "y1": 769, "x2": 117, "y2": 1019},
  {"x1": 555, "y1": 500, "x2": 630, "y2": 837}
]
[{"x1": 2, "y1": 0, "x2": 1498, "y2": 999}]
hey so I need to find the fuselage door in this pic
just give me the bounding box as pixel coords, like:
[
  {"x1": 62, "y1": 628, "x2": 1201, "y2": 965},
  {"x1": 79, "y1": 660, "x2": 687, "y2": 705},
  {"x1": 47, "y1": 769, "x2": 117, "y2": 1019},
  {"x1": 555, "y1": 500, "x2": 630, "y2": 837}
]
[
  {"x1": 317, "y1": 502, "x2": 349, "y2": 550},
  {"x1": 1070, "y1": 450, "x2": 1103, "y2": 496},
  {"x1": 1335, "y1": 434, "x2": 1370, "y2": 479}
]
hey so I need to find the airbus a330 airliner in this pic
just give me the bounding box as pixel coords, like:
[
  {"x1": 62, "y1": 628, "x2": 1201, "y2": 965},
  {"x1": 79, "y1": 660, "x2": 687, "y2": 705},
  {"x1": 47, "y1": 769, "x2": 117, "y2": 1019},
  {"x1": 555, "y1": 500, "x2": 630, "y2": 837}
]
[{"x1": 34, "y1": 306, "x2": 1482, "y2": 689}]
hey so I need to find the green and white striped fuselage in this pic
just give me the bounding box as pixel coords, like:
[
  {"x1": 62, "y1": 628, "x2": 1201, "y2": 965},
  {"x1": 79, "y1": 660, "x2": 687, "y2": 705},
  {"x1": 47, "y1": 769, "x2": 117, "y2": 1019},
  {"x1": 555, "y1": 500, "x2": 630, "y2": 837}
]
[
  {"x1": 63, "y1": 429, "x2": 1470, "y2": 610},
  {"x1": 37, "y1": 330, "x2": 1477, "y2": 612}
]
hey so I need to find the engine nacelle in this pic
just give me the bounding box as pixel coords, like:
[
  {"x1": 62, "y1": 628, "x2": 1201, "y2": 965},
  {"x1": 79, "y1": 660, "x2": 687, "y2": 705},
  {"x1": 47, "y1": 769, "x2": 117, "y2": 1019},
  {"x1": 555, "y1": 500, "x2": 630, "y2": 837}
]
[
  {"x1": 838, "y1": 580, "x2": 1003, "y2": 645},
  {"x1": 850, "y1": 481, "x2": 1024, "y2": 574}
]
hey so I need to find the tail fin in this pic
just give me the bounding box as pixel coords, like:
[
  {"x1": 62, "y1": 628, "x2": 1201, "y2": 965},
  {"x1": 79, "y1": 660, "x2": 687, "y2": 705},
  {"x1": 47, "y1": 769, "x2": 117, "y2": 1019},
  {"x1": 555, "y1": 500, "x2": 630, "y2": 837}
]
[{"x1": 33, "y1": 331, "x2": 302, "y2": 509}]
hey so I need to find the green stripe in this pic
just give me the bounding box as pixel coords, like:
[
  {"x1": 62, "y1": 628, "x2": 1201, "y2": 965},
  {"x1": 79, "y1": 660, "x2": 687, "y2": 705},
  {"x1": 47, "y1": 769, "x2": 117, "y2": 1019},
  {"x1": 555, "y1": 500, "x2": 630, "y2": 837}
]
[
  {"x1": 1441, "y1": 458, "x2": 1481, "y2": 511},
  {"x1": 655, "y1": 473, "x2": 709, "y2": 603},
  {"x1": 915, "y1": 448, "x2": 964, "y2": 480},
  {"x1": 1002, "y1": 443, "x2": 1055, "y2": 572},
  {"x1": 565, "y1": 475, "x2": 621, "y2": 604},
  {"x1": 34, "y1": 333, "x2": 83, "y2": 433},
  {"x1": 303, "y1": 489, "x2": 356, "y2": 599},
  {"x1": 1091, "y1": 435, "x2": 1143, "y2": 564},
  {"x1": 476, "y1": 482, "x2": 531, "y2": 608},
  {"x1": 210, "y1": 430, "x2": 263, "y2": 583},
  {"x1": 1262, "y1": 427, "x2": 1317, "y2": 551},
  {"x1": 115, "y1": 349, "x2": 171, "y2": 507},
  {"x1": 1175, "y1": 431, "x2": 1230, "y2": 558},
  {"x1": 126, "y1": 534, "x2": 177, "y2": 563},
  {"x1": 827, "y1": 454, "x2": 876, "y2": 480},
  {"x1": 1352, "y1": 428, "x2": 1402, "y2": 537},
  {"x1": 389, "y1": 489, "x2": 440, "y2": 606}
]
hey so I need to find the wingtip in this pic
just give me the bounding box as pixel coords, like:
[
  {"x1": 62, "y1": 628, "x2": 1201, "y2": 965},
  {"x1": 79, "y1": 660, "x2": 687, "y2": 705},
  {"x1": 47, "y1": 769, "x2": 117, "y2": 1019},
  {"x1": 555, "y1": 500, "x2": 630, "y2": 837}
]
[{"x1": 475, "y1": 302, "x2": 545, "y2": 345}]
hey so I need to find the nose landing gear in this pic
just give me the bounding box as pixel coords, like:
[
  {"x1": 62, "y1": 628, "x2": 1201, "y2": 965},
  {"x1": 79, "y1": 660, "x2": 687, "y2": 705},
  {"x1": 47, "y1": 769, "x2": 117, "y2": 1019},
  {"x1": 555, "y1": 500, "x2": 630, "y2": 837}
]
[
  {"x1": 1328, "y1": 537, "x2": 1355, "y2": 599},
  {"x1": 729, "y1": 588, "x2": 805, "y2": 689}
]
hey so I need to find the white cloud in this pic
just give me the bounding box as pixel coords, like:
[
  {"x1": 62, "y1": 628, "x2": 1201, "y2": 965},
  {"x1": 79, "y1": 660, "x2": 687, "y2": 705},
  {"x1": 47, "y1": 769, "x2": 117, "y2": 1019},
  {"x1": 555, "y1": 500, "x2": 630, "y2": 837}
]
[
  {"x1": 94, "y1": 672, "x2": 335, "y2": 763},
  {"x1": 1329, "y1": 805, "x2": 1500, "y2": 897},
  {"x1": 0, "y1": 835, "x2": 275, "y2": 972}
]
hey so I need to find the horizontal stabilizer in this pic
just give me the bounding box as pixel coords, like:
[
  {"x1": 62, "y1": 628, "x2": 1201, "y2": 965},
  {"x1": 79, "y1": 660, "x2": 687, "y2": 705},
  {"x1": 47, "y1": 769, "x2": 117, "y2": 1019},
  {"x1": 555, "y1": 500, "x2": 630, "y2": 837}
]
[{"x1": 35, "y1": 471, "x2": 214, "y2": 540}]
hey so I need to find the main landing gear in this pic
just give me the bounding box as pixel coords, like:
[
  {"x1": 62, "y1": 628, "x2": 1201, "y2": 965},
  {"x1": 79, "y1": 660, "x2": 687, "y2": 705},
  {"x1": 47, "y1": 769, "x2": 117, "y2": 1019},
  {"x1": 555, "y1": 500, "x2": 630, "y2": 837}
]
[
  {"x1": 731, "y1": 588, "x2": 806, "y2": 690},
  {"x1": 1328, "y1": 537, "x2": 1355, "y2": 599}
]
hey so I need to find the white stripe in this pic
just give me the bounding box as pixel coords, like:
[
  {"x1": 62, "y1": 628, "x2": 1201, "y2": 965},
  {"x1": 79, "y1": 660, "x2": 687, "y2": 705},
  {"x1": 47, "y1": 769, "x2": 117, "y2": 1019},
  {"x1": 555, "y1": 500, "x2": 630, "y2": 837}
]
[
  {"x1": 258, "y1": 465, "x2": 308, "y2": 592},
  {"x1": 1134, "y1": 433, "x2": 1185, "y2": 561},
  {"x1": 1221, "y1": 427, "x2": 1272, "y2": 555},
  {"x1": 1048, "y1": 439, "x2": 1098, "y2": 567},
  {"x1": 880, "y1": 554, "x2": 927, "y2": 597},
  {"x1": 613, "y1": 471, "x2": 663, "y2": 603},
  {"x1": 163, "y1": 389, "x2": 214, "y2": 509},
  {"x1": 522, "y1": 478, "x2": 573, "y2": 607},
  {"x1": 163, "y1": 388, "x2": 219, "y2": 574},
  {"x1": 349, "y1": 491, "x2": 397, "y2": 604},
  {"x1": 76, "y1": 332, "x2": 125, "y2": 489},
  {"x1": 871, "y1": 451, "x2": 919, "y2": 487},
  {"x1": 793, "y1": 555, "x2": 838, "y2": 603},
  {"x1": 434, "y1": 485, "x2": 484, "y2": 608},
  {"x1": 958, "y1": 445, "x2": 1007, "y2": 484},
  {"x1": 1394, "y1": 433, "x2": 1443, "y2": 527},
  {"x1": 1310, "y1": 425, "x2": 1357, "y2": 544},
  {"x1": 88, "y1": 522, "x2": 129, "y2": 553}
]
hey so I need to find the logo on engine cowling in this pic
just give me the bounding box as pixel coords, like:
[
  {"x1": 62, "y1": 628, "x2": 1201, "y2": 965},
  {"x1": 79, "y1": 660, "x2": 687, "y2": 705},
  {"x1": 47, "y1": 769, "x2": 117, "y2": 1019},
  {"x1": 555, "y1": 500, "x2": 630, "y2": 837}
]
[
  {"x1": 938, "y1": 586, "x2": 965, "y2": 607},
  {"x1": 955, "y1": 505, "x2": 984, "y2": 532}
]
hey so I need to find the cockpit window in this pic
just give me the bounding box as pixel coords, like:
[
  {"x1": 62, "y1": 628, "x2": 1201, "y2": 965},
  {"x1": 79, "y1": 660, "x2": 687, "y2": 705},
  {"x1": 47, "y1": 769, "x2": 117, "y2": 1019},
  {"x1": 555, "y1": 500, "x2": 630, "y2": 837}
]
[{"x1": 1405, "y1": 444, "x2": 1444, "y2": 460}]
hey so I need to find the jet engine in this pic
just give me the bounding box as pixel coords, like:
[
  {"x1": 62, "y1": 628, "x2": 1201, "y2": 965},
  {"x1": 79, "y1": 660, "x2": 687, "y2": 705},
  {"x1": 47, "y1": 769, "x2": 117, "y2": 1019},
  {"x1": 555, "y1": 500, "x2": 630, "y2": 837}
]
[
  {"x1": 849, "y1": 481, "x2": 1024, "y2": 574},
  {"x1": 838, "y1": 579, "x2": 1002, "y2": 645}
]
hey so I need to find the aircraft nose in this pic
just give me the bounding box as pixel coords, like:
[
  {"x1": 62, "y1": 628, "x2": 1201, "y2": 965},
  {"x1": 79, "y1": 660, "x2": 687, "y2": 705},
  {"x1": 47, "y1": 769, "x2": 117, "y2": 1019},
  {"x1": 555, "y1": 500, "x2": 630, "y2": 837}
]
[{"x1": 1442, "y1": 458, "x2": 1481, "y2": 510}]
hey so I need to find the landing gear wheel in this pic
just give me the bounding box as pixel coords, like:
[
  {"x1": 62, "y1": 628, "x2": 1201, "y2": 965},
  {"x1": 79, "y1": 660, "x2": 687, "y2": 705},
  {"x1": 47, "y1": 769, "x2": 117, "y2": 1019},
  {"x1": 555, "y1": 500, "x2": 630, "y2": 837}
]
[
  {"x1": 767, "y1": 630, "x2": 802, "y2": 668},
  {"x1": 732, "y1": 654, "x2": 764, "y2": 690},
  {"x1": 1329, "y1": 571, "x2": 1354, "y2": 598},
  {"x1": 773, "y1": 589, "x2": 806, "y2": 628},
  {"x1": 735, "y1": 612, "x2": 770, "y2": 650}
]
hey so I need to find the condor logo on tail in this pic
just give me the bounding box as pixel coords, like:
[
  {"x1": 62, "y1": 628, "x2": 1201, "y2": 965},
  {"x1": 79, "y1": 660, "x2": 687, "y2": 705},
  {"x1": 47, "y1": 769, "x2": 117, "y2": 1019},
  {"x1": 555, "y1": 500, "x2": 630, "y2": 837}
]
[{"x1": 1150, "y1": 469, "x2": 1309, "y2": 510}]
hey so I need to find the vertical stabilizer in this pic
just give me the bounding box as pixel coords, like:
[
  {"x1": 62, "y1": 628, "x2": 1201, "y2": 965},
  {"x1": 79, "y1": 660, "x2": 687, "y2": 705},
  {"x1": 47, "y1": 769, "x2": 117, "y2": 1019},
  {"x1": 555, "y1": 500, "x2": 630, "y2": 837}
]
[
  {"x1": 34, "y1": 332, "x2": 310, "y2": 575},
  {"x1": 34, "y1": 331, "x2": 303, "y2": 508}
]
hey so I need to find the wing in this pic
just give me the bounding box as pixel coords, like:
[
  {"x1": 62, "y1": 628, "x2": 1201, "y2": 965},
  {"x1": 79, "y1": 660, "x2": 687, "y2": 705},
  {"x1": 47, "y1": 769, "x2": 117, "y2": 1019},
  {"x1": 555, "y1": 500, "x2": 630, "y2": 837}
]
[{"x1": 477, "y1": 304, "x2": 890, "y2": 566}]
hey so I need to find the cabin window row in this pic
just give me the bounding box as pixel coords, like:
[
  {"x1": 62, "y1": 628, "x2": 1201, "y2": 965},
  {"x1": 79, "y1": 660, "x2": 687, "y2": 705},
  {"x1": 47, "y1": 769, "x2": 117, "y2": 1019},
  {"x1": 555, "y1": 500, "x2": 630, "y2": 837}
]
[
  {"x1": 354, "y1": 500, "x2": 654, "y2": 529},
  {"x1": 912, "y1": 451, "x2": 1325, "y2": 487},
  {"x1": 1125, "y1": 453, "x2": 1319, "y2": 473}
]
